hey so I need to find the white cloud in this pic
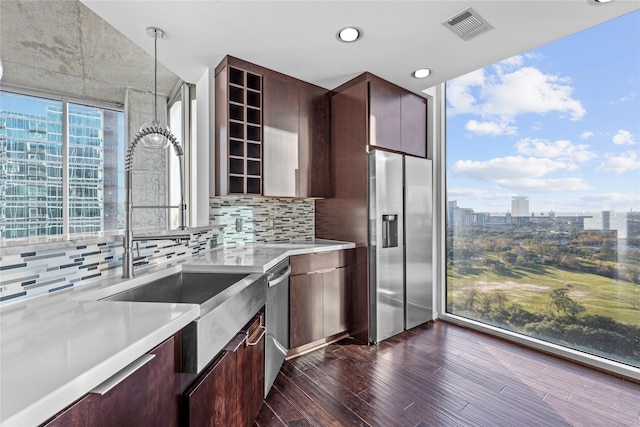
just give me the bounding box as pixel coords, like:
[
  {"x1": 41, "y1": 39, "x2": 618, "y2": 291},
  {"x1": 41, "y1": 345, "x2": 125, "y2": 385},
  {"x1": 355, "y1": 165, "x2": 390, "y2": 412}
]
[
  {"x1": 612, "y1": 129, "x2": 637, "y2": 145},
  {"x1": 546, "y1": 193, "x2": 640, "y2": 212},
  {"x1": 447, "y1": 61, "x2": 586, "y2": 122},
  {"x1": 465, "y1": 120, "x2": 517, "y2": 136},
  {"x1": 580, "y1": 131, "x2": 594, "y2": 140},
  {"x1": 446, "y1": 69, "x2": 485, "y2": 116},
  {"x1": 453, "y1": 156, "x2": 568, "y2": 180},
  {"x1": 483, "y1": 67, "x2": 585, "y2": 121},
  {"x1": 452, "y1": 155, "x2": 592, "y2": 192},
  {"x1": 447, "y1": 188, "x2": 491, "y2": 198},
  {"x1": 596, "y1": 151, "x2": 640, "y2": 173},
  {"x1": 609, "y1": 92, "x2": 637, "y2": 105},
  {"x1": 494, "y1": 177, "x2": 592, "y2": 192},
  {"x1": 493, "y1": 55, "x2": 524, "y2": 74},
  {"x1": 581, "y1": 192, "x2": 640, "y2": 208},
  {"x1": 515, "y1": 138, "x2": 596, "y2": 163}
]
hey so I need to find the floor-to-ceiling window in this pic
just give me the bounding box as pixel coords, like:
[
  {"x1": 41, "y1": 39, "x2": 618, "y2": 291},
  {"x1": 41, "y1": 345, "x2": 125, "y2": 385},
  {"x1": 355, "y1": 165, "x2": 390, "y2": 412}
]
[
  {"x1": 0, "y1": 90, "x2": 125, "y2": 238},
  {"x1": 445, "y1": 11, "x2": 639, "y2": 370},
  {"x1": 167, "y1": 81, "x2": 194, "y2": 230}
]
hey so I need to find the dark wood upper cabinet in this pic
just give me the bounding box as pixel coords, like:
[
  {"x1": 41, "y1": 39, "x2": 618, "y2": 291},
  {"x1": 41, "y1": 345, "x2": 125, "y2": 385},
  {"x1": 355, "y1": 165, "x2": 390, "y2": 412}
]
[
  {"x1": 215, "y1": 56, "x2": 330, "y2": 198},
  {"x1": 369, "y1": 77, "x2": 402, "y2": 151},
  {"x1": 328, "y1": 72, "x2": 427, "y2": 159},
  {"x1": 215, "y1": 62, "x2": 263, "y2": 196},
  {"x1": 262, "y1": 74, "x2": 300, "y2": 197},
  {"x1": 401, "y1": 92, "x2": 427, "y2": 158},
  {"x1": 368, "y1": 74, "x2": 428, "y2": 158},
  {"x1": 299, "y1": 84, "x2": 331, "y2": 198}
]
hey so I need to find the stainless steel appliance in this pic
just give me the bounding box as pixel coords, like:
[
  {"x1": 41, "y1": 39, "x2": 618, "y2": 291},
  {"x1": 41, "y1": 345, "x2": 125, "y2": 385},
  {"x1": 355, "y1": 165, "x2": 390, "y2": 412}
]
[
  {"x1": 369, "y1": 150, "x2": 433, "y2": 343},
  {"x1": 264, "y1": 258, "x2": 291, "y2": 397}
]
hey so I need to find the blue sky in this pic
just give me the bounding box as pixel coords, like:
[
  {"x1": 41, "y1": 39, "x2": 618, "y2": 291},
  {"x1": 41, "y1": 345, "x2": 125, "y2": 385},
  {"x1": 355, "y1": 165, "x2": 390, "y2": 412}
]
[{"x1": 446, "y1": 10, "x2": 640, "y2": 215}]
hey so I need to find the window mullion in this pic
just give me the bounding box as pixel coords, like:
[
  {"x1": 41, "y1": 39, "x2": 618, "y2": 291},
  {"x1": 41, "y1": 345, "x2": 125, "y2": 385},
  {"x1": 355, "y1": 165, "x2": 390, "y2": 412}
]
[{"x1": 62, "y1": 98, "x2": 69, "y2": 235}]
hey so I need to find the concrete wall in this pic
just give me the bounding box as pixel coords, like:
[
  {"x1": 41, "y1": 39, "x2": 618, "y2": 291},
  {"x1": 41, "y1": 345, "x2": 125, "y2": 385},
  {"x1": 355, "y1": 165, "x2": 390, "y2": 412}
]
[
  {"x1": 0, "y1": 0, "x2": 178, "y2": 104},
  {"x1": 0, "y1": 0, "x2": 181, "y2": 233}
]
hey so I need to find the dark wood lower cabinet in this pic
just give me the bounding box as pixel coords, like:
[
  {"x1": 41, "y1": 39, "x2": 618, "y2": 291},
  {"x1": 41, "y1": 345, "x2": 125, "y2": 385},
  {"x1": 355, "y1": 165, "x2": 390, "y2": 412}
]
[
  {"x1": 236, "y1": 315, "x2": 265, "y2": 427},
  {"x1": 183, "y1": 312, "x2": 265, "y2": 427},
  {"x1": 43, "y1": 336, "x2": 179, "y2": 427},
  {"x1": 323, "y1": 267, "x2": 349, "y2": 338},
  {"x1": 289, "y1": 250, "x2": 352, "y2": 354},
  {"x1": 44, "y1": 312, "x2": 266, "y2": 427},
  {"x1": 184, "y1": 349, "x2": 238, "y2": 426},
  {"x1": 290, "y1": 272, "x2": 324, "y2": 348}
]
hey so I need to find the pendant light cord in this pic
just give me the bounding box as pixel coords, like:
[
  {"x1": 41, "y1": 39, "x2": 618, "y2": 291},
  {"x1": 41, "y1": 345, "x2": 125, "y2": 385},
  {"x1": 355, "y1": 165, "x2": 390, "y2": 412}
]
[{"x1": 153, "y1": 29, "x2": 158, "y2": 123}]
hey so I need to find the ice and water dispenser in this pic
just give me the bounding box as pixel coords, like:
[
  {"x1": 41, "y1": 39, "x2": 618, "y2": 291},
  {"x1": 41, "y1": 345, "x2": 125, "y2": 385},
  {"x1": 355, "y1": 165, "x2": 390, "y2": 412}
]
[{"x1": 381, "y1": 214, "x2": 399, "y2": 248}]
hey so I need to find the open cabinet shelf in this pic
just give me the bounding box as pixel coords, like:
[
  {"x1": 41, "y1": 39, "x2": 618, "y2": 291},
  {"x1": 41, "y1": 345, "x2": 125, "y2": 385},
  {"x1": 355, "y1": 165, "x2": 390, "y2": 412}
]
[{"x1": 218, "y1": 65, "x2": 263, "y2": 195}]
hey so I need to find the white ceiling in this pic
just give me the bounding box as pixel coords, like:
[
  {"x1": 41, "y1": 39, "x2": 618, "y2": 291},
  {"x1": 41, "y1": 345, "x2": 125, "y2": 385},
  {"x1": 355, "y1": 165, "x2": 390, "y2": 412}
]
[{"x1": 81, "y1": 0, "x2": 639, "y2": 96}]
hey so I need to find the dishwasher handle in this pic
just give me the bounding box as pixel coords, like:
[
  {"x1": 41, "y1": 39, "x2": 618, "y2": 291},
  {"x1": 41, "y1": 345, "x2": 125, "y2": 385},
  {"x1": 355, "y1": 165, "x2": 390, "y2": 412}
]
[{"x1": 268, "y1": 265, "x2": 291, "y2": 287}]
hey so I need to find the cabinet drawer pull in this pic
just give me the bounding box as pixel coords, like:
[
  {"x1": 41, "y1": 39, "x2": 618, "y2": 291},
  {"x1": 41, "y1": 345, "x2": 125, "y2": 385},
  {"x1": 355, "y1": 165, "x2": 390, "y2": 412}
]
[
  {"x1": 90, "y1": 354, "x2": 155, "y2": 395},
  {"x1": 304, "y1": 267, "x2": 337, "y2": 275},
  {"x1": 225, "y1": 333, "x2": 247, "y2": 352},
  {"x1": 246, "y1": 325, "x2": 266, "y2": 346}
]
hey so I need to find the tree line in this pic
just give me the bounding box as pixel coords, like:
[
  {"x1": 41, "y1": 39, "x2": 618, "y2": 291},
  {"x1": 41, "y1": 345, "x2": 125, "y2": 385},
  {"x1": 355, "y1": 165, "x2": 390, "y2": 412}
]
[{"x1": 452, "y1": 288, "x2": 640, "y2": 364}]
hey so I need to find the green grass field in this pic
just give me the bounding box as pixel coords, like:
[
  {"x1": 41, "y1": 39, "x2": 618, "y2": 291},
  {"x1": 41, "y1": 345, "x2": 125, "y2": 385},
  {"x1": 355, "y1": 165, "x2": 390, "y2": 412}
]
[{"x1": 448, "y1": 255, "x2": 640, "y2": 326}]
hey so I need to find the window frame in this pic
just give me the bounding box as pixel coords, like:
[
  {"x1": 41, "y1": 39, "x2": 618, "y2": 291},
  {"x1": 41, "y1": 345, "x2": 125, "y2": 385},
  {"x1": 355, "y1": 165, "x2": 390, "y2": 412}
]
[
  {"x1": 0, "y1": 85, "x2": 124, "y2": 238},
  {"x1": 167, "y1": 80, "x2": 193, "y2": 230},
  {"x1": 436, "y1": 73, "x2": 640, "y2": 381}
]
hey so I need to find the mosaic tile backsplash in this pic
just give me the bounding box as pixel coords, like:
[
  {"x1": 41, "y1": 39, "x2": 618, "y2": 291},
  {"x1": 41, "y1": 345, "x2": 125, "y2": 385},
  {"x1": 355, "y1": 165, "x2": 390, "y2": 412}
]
[
  {"x1": 0, "y1": 198, "x2": 314, "y2": 304},
  {"x1": 0, "y1": 229, "x2": 216, "y2": 304},
  {"x1": 210, "y1": 196, "x2": 315, "y2": 245}
]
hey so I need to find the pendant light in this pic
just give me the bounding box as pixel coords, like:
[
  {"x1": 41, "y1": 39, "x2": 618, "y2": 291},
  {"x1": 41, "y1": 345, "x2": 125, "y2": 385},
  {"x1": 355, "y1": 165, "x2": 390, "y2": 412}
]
[{"x1": 140, "y1": 27, "x2": 172, "y2": 149}]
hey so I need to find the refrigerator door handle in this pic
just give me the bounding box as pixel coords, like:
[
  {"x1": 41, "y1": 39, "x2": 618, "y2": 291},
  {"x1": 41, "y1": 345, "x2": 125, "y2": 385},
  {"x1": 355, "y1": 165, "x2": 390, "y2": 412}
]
[
  {"x1": 382, "y1": 214, "x2": 398, "y2": 248},
  {"x1": 382, "y1": 216, "x2": 389, "y2": 247}
]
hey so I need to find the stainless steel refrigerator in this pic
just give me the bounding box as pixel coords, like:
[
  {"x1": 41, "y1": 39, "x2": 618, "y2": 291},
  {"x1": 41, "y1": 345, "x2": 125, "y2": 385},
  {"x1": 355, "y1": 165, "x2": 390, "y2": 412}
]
[{"x1": 369, "y1": 150, "x2": 433, "y2": 344}]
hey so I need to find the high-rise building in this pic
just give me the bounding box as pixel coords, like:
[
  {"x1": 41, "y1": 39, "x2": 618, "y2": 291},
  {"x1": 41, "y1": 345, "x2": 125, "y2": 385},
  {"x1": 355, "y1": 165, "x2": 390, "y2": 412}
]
[
  {"x1": 0, "y1": 92, "x2": 121, "y2": 238},
  {"x1": 511, "y1": 196, "x2": 529, "y2": 217}
]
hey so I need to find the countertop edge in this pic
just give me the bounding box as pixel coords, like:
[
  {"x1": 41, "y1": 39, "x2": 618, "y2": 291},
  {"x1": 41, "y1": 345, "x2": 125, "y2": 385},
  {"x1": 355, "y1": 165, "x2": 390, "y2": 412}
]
[
  {"x1": 1, "y1": 304, "x2": 199, "y2": 427},
  {"x1": 181, "y1": 240, "x2": 357, "y2": 274}
]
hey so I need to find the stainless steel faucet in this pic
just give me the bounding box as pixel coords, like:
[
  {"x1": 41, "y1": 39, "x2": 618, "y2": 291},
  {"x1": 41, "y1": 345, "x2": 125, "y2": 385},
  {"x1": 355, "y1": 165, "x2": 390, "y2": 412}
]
[{"x1": 122, "y1": 126, "x2": 188, "y2": 278}]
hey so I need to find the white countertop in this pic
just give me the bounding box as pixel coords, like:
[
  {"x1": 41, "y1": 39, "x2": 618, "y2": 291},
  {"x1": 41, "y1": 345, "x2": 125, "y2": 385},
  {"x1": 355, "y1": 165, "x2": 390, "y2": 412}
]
[
  {"x1": 184, "y1": 239, "x2": 356, "y2": 274},
  {"x1": 0, "y1": 239, "x2": 354, "y2": 426}
]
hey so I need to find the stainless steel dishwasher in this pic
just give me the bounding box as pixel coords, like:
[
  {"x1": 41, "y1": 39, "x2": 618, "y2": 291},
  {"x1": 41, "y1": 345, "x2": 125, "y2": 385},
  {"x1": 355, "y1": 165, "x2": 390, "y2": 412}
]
[{"x1": 264, "y1": 258, "x2": 291, "y2": 397}]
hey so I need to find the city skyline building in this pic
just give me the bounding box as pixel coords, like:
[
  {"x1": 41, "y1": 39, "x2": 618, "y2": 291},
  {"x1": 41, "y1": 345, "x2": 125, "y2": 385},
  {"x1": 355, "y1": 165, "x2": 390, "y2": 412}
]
[
  {"x1": 0, "y1": 91, "x2": 123, "y2": 238},
  {"x1": 511, "y1": 196, "x2": 530, "y2": 217}
]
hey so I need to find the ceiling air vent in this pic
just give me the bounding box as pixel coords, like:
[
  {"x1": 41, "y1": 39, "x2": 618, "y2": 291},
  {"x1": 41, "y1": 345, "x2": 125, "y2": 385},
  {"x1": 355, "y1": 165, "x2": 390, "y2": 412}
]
[{"x1": 442, "y1": 7, "x2": 493, "y2": 41}]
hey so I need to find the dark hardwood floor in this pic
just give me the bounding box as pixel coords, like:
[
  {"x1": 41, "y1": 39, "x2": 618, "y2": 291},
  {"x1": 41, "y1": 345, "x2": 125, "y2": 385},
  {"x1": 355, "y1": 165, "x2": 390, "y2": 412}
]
[{"x1": 254, "y1": 321, "x2": 640, "y2": 427}]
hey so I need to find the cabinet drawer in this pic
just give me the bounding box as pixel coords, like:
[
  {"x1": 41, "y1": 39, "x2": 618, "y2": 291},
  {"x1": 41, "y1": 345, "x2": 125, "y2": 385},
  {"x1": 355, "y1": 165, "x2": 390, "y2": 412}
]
[
  {"x1": 290, "y1": 273, "x2": 324, "y2": 348},
  {"x1": 290, "y1": 249, "x2": 352, "y2": 275},
  {"x1": 44, "y1": 336, "x2": 178, "y2": 427}
]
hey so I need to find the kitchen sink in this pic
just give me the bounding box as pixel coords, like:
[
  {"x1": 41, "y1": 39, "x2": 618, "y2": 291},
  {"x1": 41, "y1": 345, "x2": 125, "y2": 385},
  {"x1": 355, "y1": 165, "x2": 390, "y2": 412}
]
[
  {"x1": 102, "y1": 271, "x2": 266, "y2": 374},
  {"x1": 103, "y1": 272, "x2": 250, "y2": 306}
]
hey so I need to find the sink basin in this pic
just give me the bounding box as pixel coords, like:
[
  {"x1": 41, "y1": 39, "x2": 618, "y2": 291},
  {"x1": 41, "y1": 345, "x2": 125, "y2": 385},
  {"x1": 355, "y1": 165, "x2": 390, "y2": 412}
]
[
  {"x1": 103, "y1": 272, "x2": 250, "y2": 305},
  {"x1": 102, "y1": 271, "x2": 266, "y2": 374}
]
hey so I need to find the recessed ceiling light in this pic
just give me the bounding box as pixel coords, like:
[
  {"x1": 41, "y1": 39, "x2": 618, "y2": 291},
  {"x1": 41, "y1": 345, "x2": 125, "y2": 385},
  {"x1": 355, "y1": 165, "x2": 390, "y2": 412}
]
[
  {"x1": 337, "y1": 26, "x2": 362, "y2": 43},
  {"x1": 412, "y1": 68, "x2": 432, "y2": 79}
]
